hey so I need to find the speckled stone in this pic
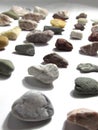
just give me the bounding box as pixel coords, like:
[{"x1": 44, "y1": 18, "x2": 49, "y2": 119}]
[
  {"x1": 0, "y1": 59, "x2": 14, "y2": 76},
  {"x1": 15, "y1": 43, "x2": 35, "y2": 56},
  {"x1": 77, "y1": 63, "x2": 98, "y2": 73},
  {"x1": 75, "y1": 77, "x2": 98, "y2": 95},
  {"x1": 11, "y1": 91, "x2": 54, "y2": 122},
  {"x1": 0, "y1": 14, "x2": 12, "y2": 26}
]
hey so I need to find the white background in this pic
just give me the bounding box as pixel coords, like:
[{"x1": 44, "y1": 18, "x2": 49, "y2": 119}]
[{"x1": 0, "y1": 0, "x2": 98, "y2": 130}]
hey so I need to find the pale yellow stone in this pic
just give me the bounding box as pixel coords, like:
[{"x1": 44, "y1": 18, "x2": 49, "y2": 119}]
[
  {"x1": 50, "y1": 18, "x2": 66, "y2": 28},
  {"x1": 0, "y1": 26, "x2": 21, "y2": 40},
  {"x1": 0, "y1": 35, "x2": 9, "y2": 49}
]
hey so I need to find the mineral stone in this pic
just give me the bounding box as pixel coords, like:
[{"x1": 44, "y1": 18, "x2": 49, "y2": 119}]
[
  {"x1": 77, "y1": 18, "x2": 87, "y2": 25},
  {"x1": 0, "y1": 14, "x2": 12, "y2": 26},
  {"x1": 74, "y1": 23, "x2": 85, "y2": 31},
  {"x1": 70, "y1": 30, "x2": 83, "y2": 40},
  {"x1": 91, "y1": 25, "x2": 98, "y2": 33},
  {"x1": 75, "y1": 77, "x2": 98, "y2": 95},
  {"x1": 19, "y1": 19, "x2": 37, "y2": 31},
  {"x1": 67, "y1": 108, "x2": 98, "y2": 130},
  {"x1": 0, "y1": 59, "x2": 14, "y2": 76},
  {"x1": 79, "y1": 42, "x2": 98, "y2": 56},
  {"x1": 55, "y1": 38, "x2": 73, "y2": 51},
  {"x1": 0, "y1": 35, "x2": 9, "y2": 50},
  {"x1": 77, "y1": 63, "x2": 98, "y2": 73},
  {"x1": 88, "y1": 32, "x2": 98, "y2": 42},
  {"x1": 43, "y1": 53, "x2": 68, "y2": 68},
  {"x1": 76, "y1": 13, "x2": 87, "y2": 19},
  {"x1": 11, "y1": 91, "x2": 54, "y2": 121},
  {"x1": 26, "y1": 30, "x2": 54, "y2": 44},
  {"x1": 15, "y1": 43, "x2": 35, "y2": 56}
]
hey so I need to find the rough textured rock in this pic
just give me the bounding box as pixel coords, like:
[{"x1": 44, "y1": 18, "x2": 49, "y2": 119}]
[
  {"x1": 79, "y1": 42, "x2": 98, "y2": 56},
  {"x1": 67, "y1": 108, "x2": 98, "y2": 130},
  {"x1": 76, "y1": 13, "x2": 87, "y2": 19},
  {"x1": 91, "y1": 25, "x2": 98, "y2": 33},
  {"x1": 0, "y1": 35, "x2": 9, "y2": 50},
  {"x1": 26, "y1": 30, "x2": 54, "y2": 44},
  {"x1": 28, "y1": 63, "x2": 59, "y2": 84},
  {"x1": 77, "y1": 63, "x2": 98, "y2": 73},
  {"x1": 15, "y1": 43, "x2": 35, "y2": 56},
  {"x1": 88, "y1": 32, "x2": 98, "y2": 42},
  {"x1": 11, "y1": 91, "x2": 54, "y2": 121},
  {"x1": 55, "y1": 38, "x2": 73, "y2": 51},
  {"x1": 74, "y1": 23, "x2": 85, "y2": 31},
  {"x1": 0, "y1": 14, "x2": 12, "y2": 26},
  {"x1": 43, "y1": 53, "x2": 68, "y2": 68},
  {"x1": 70, "y1": 30, "x2": 83, "y2": 40},
  {"x1": 0, "y1": 59, "x2": 14, "y2": 76},
  {"x1": 75, "y1": 77, "x2": 98, "y2": 95},
  {"x1": 77, "y1": 18, "x2": 87, "y2": 25}
]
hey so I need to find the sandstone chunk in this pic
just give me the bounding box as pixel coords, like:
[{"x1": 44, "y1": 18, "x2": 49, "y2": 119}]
[
  {"x1": 67, "y1": 108, "x2": 98, "y2": 130},
  {"x1": 43, "y1": 53, "x2": 68, "y2": 68},
  {"x1": 0, "y1": 14, "x2": 12, "y2": 26},
  {"x1": 11, "y1": 91, "x2": 54, "y2": 121},
  {"x1": 75, "y1": 77, "x2": 98, "y2": 95},
  {"x1": 88, "y1": 32, "x2": 98, "y2": 42},
  {"x1": 0, "y1": 35, "x2": 9, "y2": 50},
  {"x1": 28, "y1": 63, "x2": 59, "y2": 84}
]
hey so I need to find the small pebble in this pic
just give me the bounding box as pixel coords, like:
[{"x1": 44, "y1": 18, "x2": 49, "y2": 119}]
[
  {"x1": 43, "y1": 53, "x2": 68, "y2": 68},
  {"x1": 19, "y1": 19, "x2": 37, "y2": 31},
  {"x1": 55, "y1": 38, "x2": 73, "y2": 51},
  {"x1": 76, "y1": 13, "x2": 87, "y2": 19},
  {"x1": 33, "y1": 6, "x2": 48, "y2": 19},
  {"x1": 0, "y1": 35, "x2": 9, "y2": 50},
  {"x1": 75, "y1": 77, "x2": 98, "y2": 95},
  {"x1": 67, "y1": 108, "x2": 98, "y2": 130},
  {"x1": 0, "y1": 59, "x2": 14, "y2": 76},
  {"x1": 77, "y1": 63, "x2": 98, "y2": 73},
  {"x1": 79, "y1": 42, "x2": 98, "y2": 56},
  {"x1": 70, "y1": 30, "x2": 83, "y2": 40},
  {"x1": 0, "y1": 26, "x2": 21, "y2": 40},
  {"x1": 26, "y1": 30, "x2": 54, "y2": 44},
  {"x1": 28, "y1": 63, "x2": 59, "y2": 84},
  {"x1": 15, "y1": 43, "x2": 35, "y2": 56},
  {"x1": 11, "y1": 91, "x2": 54, "y2": 121},
  {"x1": 77, "y1": 18, "x2": 87, "y2": 25},
  {"x1": 50, "y1": 18, "x2": 66, "y2": 28},
  {"x1": 0, "y1": 14, "x2": 12, "y2": 26},
  {"x1": 74, "y1": 23, "x2": 85, "y2": 31},
  {"x1": 43, "y1": 26, "x2": 64, "y2": 35},
  {"x1": 88, "y1": 32, "x2": 98, "y2": 42},
  {"x1": 91, "y1": 25, "x2": 98, "y2": 33}
]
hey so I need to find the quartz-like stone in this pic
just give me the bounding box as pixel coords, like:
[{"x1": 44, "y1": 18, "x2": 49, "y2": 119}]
[
  {"x1": 15, "y1": 43, "x2": 35, "y2": 56},
  {"x1": 77, "y1": 18, "x2": 88, "y2": 25},
  {"x1": 19, "y1": 19, "x2": 37, "y2": 31},
  {"x1": 26, "y1": 30, "x2": 54, "y2": 44},
  {"x1": 43, "y1": 53, "x2": 68, "y2": 68},
  {"x1": 75, "y1": 77, "x2": 98, "y2": 95},
  {"x1": 11, "y1": 91, "x2": 54, "y2": 121},
  {"x1": 0, "y1": 59, "x2": 14, "y2": 76},
  {"x1": 70, "y1": 30, "x2": 83, "y2": 40},
  {"x1": 77, "y1": 63, "x2": 98, "y2": 73},
  {"x1": 67, "y1": 108, "x2": 98, "y2": 130},
  {"x1": 28, "y1": 63, "x2": 59, "y2": 84},
  {"x1": 0, "y1": 35, "x2": 9, "y2": 50},
  {"x1": 88, "y1": 32, "x2": 98, "y2": 42},
  {"x1": 0, "y1": 14, "x2": 12, "y2": 26}
]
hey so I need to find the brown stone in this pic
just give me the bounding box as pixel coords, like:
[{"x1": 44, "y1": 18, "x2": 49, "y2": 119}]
[{"x1": 88, "y1": 32, "x2": 98, "y2": 42}]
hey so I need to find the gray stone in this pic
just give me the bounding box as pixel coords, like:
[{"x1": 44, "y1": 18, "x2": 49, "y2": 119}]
[
  {"x1": 77, "y1": 63, "x2": 98, "y2": 73},
  {"x1": 11, "y1": 91, "x2": 54, "y2": 122},
  {"x1": 26, "y1": 30, "x2": 54, "y2": 44},
  {"x1": 28, "y1": 63, "x2": 59, "y2": 84},
  {"x1": 75, "y1": 77, "x2": 98, "y2": 95},
  {"x1": 15, "y1": 43, "x2": 35, "y2": 56},
  {"x1": 0, "y1": 59, "x2": 14, "y2": 76}
]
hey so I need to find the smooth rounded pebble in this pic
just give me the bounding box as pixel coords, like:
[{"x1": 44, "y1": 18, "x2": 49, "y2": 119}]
[
  {"x1": 28, "y1": 63, "x2": 59, "y2": 84},
  {"x1": 0, "y1": 14, "x2": 12, "y2": 26},
  {"x1": 70, "y1": 30, "x2": 83, "y2": 40},
  {"x1": 0, "y1": 35, "x2": 9, "y2": 50},
  {"x1": 11, "y1": 91, "x2": 54, "y2": 122},
  {"x1": 75, "y1": 77, "x2": 98, "y2": 95},
  {"x1": 0, "y1": 59, "x2": 14, "y2": 76},
  {"x1": 15, "y1": 43, "x2": 35, "y2": 56}
]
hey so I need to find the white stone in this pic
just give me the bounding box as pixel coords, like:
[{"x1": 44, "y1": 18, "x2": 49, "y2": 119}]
[{"x1": 70, "y1": 30, "x2": 83, "y2": 40}]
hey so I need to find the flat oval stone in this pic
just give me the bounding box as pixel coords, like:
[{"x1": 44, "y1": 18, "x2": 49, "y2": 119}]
[
  {"x1": 0, "y1": 59, "x2": 14, "y2": 76},
  {"x1": 15, "y1": 43, "x2": 35, "y2": 56},
  {"x1": 75, "y1": 77, "x2": 98, "y2": 95},
  {"x1": 0, "y1": 35, "x2": 9, "y2": 50},
  {"x1": 11, "y1": 91, "x2": 54, "y2": 122},
  {"x1": 0, "y1": 14, "x2": 12, "y2": 26},
  {"x1": 28, "y1": 63, "x2": 59, "y2": 84}
]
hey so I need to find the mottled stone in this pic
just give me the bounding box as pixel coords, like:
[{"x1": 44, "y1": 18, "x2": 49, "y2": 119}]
[
  {"x1": 74, "y1": 23, "x2": 85, "y2": 31},
  {"x1": 43, "y1": 26, "x2": 64, "y2": 35},
  {"x1": 26, "y1": 30, "x2": 54, "y2": 44},
  {"x1": 19, "y1": 19, "x2": 37, "y2": 31},
  {"x1": 77, "y1": 63, "x2": 98, "y2": 73},
  {"x1": 0, "y1": 14, "x2": 12, "y2": 26},
  {"x1": 79, "y1": 42, "x2": 98, "y2": 56},
  {"x1": 67, "y1": 108, "x2": 98, "y2": 130},
  {"x1": 28, "y1": 63, "x2": 59, "y2": 84},
  {"x1": 0, "y1": 59, "x2": 14, "y2": 76},
  {"x1": 91, "y1": 25, "x2": 98, "y2": 33},
  {"x1": 50, "y1": 19, "x2": 66, "y2": 28},
  {"x1": 11, "y1": 91, "x2": 54, "y2": 121},
  {"x1": 15, "y1": 43, "x2": 35, "y2": 56},
  {"x1": 55, "y1": 38, "x2": 73, "y2": 51},
  {"x1": 76, "y1": 13, "x2": 87, "y2": 19},
  {"x1": 70, "y1": 30, "x2": 83, "y2": 40},
  {"x1": 75, "y1": 77, "x2": 98, "y2": 95},
  {"x1": 88, "y1": 32, "x2": 98, "y2": 42},
  {"x1": 0, "y1": 35, "x2": 9, "y2": 50},
  {"x1": 43, "y1": 53, "x2": 68, "y2": 68}
]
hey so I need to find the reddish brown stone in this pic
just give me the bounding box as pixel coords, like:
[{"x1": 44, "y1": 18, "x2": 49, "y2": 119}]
[
  {"x1": 74, "y1": 23, "x2": 85, "y2": 31},
  {"x1": 88, "y1": 32, "x2": 98, "y2": 42},
  {"x1": 76, "y1": 13, "x2": 87, "y2": 19}
]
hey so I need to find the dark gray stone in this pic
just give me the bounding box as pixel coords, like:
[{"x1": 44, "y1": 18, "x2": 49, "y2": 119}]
[
  {"x1": 75, "y1": 77, "x2": 98, "y2": 95},
  {"x1": 15, "y1": 43, "x2": 35, "y2": 56},
  {"x1": 11, "y1": 91, "x2": 54, "y2": 122}
]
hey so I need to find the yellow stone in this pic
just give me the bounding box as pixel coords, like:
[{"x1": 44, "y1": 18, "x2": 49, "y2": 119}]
[
  {"x1": 0, "y1": 35, "x2": 9, "y2": 50},
  {"x1": 50, "y1": 18, "x2": 66, "y2": 28},
  {"x1": 0, "y1": 26, "x2": 21, "y2": 40}
]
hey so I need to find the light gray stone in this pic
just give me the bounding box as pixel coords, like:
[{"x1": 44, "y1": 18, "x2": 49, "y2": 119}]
[{"x1": 11, "y1": 91, "x2": 54, "y2": 121}]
